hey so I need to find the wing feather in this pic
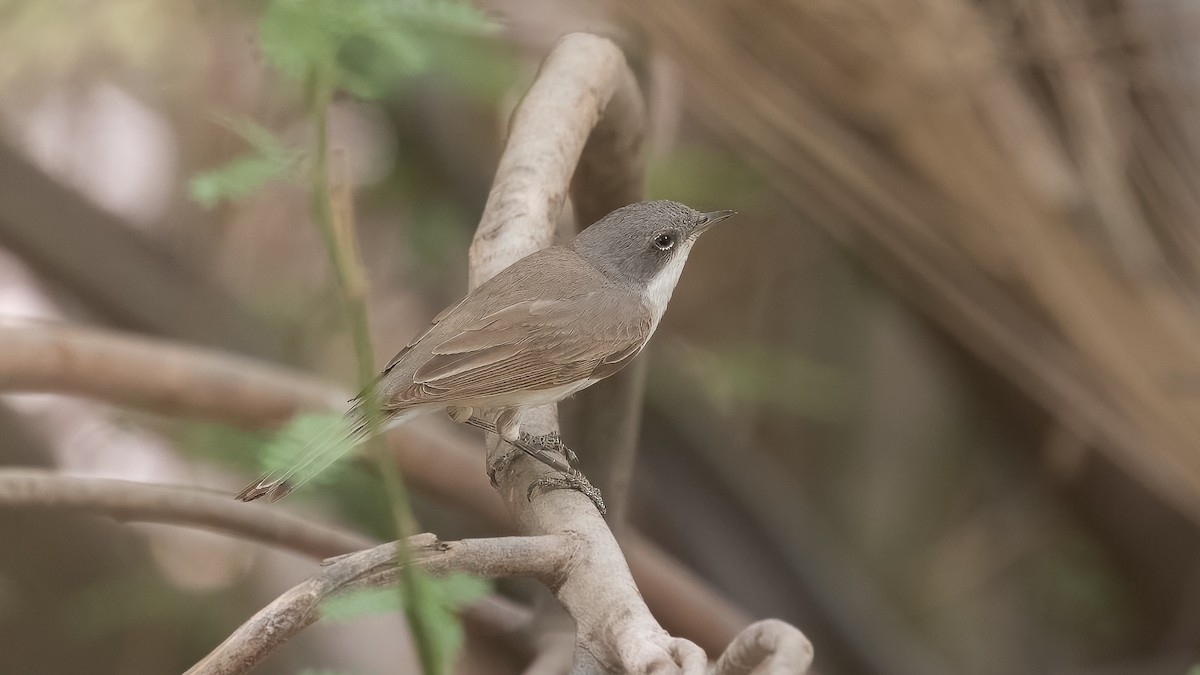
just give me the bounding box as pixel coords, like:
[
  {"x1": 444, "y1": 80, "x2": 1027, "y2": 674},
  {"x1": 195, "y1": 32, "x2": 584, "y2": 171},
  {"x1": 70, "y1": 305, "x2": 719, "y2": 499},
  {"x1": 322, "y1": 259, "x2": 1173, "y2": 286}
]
[
  {"x1": 371, "y1": 247, "x2": 654, "y2": 411},
  {"x1": 387, "y1": 296, "x2": 650, "y2": 408}
]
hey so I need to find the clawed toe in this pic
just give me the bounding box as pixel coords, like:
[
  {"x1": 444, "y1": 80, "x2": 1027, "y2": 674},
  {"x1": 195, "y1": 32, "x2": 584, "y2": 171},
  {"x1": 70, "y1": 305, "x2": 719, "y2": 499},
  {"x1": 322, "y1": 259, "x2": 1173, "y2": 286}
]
[{"x1": 526, "y1": 472, "x2": 606, "y2": 515}]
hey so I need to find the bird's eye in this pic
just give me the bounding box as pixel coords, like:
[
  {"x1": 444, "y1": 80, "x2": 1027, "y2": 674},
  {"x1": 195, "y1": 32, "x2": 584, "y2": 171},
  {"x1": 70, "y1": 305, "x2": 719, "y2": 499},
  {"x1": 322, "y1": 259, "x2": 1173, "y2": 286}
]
[{"x1": 653, "y1": 233, "x2": 675, "y2": 251}]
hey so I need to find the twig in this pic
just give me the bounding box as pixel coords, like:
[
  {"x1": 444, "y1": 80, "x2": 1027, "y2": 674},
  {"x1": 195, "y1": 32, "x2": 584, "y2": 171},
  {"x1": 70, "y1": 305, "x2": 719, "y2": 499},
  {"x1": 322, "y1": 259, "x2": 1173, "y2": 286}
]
[
  {"x1": 0, "y1": 469, "x2": 372, "y2": 558},
  {"x1": 185, "y1": 533, "x2": 570, "y2": 675}
]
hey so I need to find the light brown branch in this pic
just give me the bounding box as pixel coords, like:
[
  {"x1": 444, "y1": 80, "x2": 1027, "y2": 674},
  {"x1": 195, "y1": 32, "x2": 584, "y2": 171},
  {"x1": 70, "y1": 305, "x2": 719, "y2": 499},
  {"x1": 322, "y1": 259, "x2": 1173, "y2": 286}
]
[
  {"x1": 0, "y1": 469, "x2": 536, "y2": 668},
  {"x1": 0, "y1": 259, "x2": 753, "y2": 656},
  {"x1": 0, "y1": 319, "x2": 335, "y2": 428},
  {"x1": 470, "y1": 32, "x2": 721, "y2": 673},
  {"x1": 185, "y1": 533, "x2": 569, "y2": 675},
  {"x1": 561, "y1": 34, "x2": 648, "y2": 531},
  {"x1": 712, "y1": 620, "x2": 814, "y2": 675},
  {"x1": 0, "y1": 469, "x2": 373, "y2": 558}
]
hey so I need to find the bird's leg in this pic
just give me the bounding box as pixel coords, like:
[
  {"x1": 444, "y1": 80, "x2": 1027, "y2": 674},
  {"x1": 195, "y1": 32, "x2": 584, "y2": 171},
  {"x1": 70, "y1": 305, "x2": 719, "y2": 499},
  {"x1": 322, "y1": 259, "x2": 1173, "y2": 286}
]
[{"x1": 448, "y1": 408, "x2": 604, "y2": 514}]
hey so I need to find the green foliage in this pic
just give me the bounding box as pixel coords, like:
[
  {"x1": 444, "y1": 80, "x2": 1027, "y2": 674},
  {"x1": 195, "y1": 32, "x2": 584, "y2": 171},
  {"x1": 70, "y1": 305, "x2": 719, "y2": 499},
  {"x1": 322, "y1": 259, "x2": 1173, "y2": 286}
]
[
  {"x1": 173, "y1": 420, "x2": 268, "y2": 472},
  {"x1": 320, "y1": 572, "x2": 491, "y2": 669},
  {"x1": 189, "y1": 116, "x2": 299, "y2": 207},
  {"x1": 298, "y1": 670, "x2": 361, "y2": 675},
  {"x1": 258, "y1": 0, "x2": 498, "y2": 99},
  {"x1": 320, "y1": 585, "x2": 405, "y2": 622}
]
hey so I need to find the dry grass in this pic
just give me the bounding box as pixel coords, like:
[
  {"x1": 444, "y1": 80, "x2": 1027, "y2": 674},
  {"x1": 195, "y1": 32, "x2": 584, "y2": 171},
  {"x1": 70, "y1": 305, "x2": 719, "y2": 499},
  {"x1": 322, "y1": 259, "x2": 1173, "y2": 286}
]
[{"x1": 621, "y1": 0, "x2": 1200, "y2": 527}]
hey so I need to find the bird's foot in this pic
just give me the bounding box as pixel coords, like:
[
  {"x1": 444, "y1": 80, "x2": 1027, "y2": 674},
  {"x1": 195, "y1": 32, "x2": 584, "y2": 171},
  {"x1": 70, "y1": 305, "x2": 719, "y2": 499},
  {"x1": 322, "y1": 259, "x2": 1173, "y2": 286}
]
[
  {"x1": 527, "y1": 471, "x2": 606, "y2": 515},
  {"x1": 518, "y1": 431, "x2": 581, "y2": 469}
]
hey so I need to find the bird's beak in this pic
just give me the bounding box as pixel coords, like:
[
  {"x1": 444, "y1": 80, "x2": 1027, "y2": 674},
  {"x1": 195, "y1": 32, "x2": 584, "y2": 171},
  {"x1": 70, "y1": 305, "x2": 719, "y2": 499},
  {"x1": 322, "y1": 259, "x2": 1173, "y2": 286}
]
[{"x1": 696, "y1": 209, "x2": 737, "y2": 235}]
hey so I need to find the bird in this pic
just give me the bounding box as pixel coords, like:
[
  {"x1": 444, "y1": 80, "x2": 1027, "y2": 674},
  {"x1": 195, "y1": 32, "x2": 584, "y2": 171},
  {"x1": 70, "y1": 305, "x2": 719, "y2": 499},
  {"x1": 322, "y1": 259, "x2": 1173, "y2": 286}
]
[{"x1": 236, "y1": 200, "x2": 735, "y2": 509}]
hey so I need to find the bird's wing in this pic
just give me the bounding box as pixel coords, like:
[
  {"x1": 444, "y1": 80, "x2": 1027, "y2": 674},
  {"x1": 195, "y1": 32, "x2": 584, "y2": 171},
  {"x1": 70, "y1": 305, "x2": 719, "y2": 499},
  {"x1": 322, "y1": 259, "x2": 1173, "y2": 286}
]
[{"x1": 384, "y1": 292, "x2": 651, "y2": 407}]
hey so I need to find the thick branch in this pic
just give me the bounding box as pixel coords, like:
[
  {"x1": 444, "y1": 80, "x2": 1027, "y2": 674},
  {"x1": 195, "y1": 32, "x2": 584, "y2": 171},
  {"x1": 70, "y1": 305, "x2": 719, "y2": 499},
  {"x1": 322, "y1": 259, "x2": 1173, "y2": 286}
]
[
  {"x1": 469, "y1": 33, "x2": 710, "y2": 673},
  {"x1": 185, "y1": 533, "x2": 569, "y2": 675},
  {"x1": 0, "y1": 469, "x2": 372, "y2": 558},
  {"x1": 562, "y1": 33, "x2": 648, "y2": 531}
]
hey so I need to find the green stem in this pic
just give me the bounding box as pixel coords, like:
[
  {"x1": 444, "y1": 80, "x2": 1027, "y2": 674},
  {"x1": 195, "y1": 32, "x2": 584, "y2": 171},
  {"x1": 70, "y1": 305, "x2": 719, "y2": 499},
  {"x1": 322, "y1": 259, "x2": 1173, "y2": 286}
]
[{"x1": 307, "y1": 65, "x2": 444, "y2": 675}]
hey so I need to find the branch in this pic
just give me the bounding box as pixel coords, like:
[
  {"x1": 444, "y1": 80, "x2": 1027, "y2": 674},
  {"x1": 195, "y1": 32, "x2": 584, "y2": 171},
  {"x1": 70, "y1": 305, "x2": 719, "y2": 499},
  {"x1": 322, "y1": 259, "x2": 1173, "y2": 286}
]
[
  {"x1": 0, "y1": 469, "x2": 372, "y2": 558},
  {"x1": 0, "y1": 277, "x2": 753, "y2": 656},
  {"x1": 713, "y1": 620, "x2": 814, "y2": 675},
  {"x1": 561, "y1": 32, "x2": 648, "y2": 531},
  {"x1": 0, "y1": 319, "x2": 335, "y2": 428},
  {"x1": 468, "y1": 33, "x2": 716, "y2": 673},
  {"x1": 185, "y1": 533, "x2": 569, "y2": 675},
  {"x1": 0, "y1": 469, "x2": 536, "y2": 664}
]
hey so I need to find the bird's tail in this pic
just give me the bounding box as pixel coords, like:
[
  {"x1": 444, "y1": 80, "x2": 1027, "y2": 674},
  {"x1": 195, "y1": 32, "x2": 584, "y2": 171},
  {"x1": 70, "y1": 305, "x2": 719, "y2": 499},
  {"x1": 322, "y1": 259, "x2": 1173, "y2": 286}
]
[{"x1": 236, "y1": 410, "x2": 381, "y2": 502}]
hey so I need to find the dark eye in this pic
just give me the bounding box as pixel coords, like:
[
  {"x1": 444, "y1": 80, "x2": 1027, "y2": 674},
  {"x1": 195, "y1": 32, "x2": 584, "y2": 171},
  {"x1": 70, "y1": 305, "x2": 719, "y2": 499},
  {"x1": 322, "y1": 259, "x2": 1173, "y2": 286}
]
[{"x1": 653, "y1": 233, "x2": 675, "y2": 251}]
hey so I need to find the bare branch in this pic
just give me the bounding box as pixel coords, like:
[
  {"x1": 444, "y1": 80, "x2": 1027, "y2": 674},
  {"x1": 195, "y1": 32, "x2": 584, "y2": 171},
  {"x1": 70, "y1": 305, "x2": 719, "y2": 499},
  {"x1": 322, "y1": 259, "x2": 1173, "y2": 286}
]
[
  {"x1": 712, "y1": 620, "x2": 814, "y2": 675},
  {"x1": 562, "y1": 35, "x2": 648, "y2": 531},
  {"x1": 185, "y1": 533, "x2": 570, "y2": 675},
  {"x1": 0, "y1": 263, "x2": 754, "y2": 657},
  {"x1": 469, "y1": 33, "x2": 716, "y2": 673},
  {"x1": 0, "y1": 469, "x2": 372, "y2": 558},
  {"x1": 0, "y1": 319, "x2": 335, "y2": 428}
]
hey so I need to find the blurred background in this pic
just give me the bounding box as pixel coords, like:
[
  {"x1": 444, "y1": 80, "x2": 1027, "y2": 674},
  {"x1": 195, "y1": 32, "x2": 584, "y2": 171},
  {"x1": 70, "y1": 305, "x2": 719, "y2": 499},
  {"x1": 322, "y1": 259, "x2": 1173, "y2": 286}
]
[{"x1": 2, "y1": 0, "x2": 1200, "y2": 673}]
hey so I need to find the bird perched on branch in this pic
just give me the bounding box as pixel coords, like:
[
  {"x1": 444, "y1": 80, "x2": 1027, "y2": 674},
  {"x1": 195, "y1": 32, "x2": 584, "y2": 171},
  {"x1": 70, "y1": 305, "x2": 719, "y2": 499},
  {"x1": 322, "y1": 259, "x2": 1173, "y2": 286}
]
[{"x1": 237, "y1": 200, "x2": 735, "y2": 512}]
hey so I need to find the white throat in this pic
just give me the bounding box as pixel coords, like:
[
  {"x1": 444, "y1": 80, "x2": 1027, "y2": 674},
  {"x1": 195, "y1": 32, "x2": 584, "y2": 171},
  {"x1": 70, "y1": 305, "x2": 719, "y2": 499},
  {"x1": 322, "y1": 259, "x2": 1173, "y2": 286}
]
[{"x1": 642, "y1": 245, "x2": 693, "y2": 332}]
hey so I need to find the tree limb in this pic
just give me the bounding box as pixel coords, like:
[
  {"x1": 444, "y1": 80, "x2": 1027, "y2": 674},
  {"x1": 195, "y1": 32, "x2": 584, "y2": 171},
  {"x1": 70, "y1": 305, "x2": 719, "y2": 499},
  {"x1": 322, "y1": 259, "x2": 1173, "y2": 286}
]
[
  {"x1": 0, "y1": 314, "x2": 754, "y2": 656},
  {"x1": 184, "y1": 533, "x2": 570, "y2": 675},
  {"x1": 467, "y1": 33, "x2": 798, "y2": 674}
]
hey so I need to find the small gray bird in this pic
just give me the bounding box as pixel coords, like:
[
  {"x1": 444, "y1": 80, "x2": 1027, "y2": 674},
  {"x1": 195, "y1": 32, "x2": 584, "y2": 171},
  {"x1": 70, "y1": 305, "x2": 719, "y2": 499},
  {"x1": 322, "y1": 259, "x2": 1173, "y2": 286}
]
[{"x1": 237, "y1": 200, "x2": 734, "y2": 507}]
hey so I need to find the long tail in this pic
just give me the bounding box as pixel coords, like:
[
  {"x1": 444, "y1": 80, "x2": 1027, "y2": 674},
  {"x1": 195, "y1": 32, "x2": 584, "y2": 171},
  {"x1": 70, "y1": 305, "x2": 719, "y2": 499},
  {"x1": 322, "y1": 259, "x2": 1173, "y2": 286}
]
[{"x1": 236, "y1": 412, "x2": 377, "y2": 502}]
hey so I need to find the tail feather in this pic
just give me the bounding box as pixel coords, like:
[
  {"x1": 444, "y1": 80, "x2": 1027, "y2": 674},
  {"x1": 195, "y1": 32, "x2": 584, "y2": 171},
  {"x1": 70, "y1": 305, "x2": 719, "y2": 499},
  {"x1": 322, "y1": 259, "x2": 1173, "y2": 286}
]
[{"x1": 236, "y1": 413, "x2": 372, "y2": 502}]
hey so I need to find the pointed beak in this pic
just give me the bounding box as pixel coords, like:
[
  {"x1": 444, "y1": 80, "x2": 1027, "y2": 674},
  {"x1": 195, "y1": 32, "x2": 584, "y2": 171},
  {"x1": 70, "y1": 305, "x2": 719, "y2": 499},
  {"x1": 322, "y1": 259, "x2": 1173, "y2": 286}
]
[{"x1": 696, "y1": 209, "x2": 737, "y2": 235}]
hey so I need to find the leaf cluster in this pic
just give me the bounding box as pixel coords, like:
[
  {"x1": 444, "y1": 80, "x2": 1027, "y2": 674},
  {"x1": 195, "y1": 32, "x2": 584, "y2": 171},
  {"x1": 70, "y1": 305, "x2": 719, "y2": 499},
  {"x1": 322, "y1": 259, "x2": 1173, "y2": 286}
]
[{"x1": 190, "y1": 0, "x2": 497, "y2": 208}]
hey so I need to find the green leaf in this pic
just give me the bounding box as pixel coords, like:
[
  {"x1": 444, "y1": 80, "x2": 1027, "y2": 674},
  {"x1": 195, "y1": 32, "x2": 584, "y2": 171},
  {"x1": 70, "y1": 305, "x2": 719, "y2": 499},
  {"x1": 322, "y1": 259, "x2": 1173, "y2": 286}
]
[
  {"x1": 318, "y1": 572, "x2": 490, "y2": 671},
  {"x1": 418, "y1": 571, "x2": 491, "y2": 662},
  {"x1": 188, "y1": 115, "x2": 297, "y2": 208},
  {"x1": 211, "y1": 114, "x2": 290, "y2": 158},
  {"x1": 258, "y1": 0, "x2": 498, "y2": 99},
  {"x1": 189, "y1": 154, "x2": 293, "y2": 208},
  {"x1": 320, "y1": 586, "x2": 403, "y2": 622},
  {"x1": 429, "y1": 571, "x2": 490, "y2": 609},
  {"x1": 257, "y1": 412, "x2": 359, "y2": 493}
]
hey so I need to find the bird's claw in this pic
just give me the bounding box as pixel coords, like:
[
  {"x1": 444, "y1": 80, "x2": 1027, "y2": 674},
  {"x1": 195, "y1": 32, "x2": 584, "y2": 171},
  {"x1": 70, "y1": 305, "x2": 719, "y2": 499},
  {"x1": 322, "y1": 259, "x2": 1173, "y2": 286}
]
[{"x1": 526, "y1": 471, "x2": 606, "y2": 514}]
